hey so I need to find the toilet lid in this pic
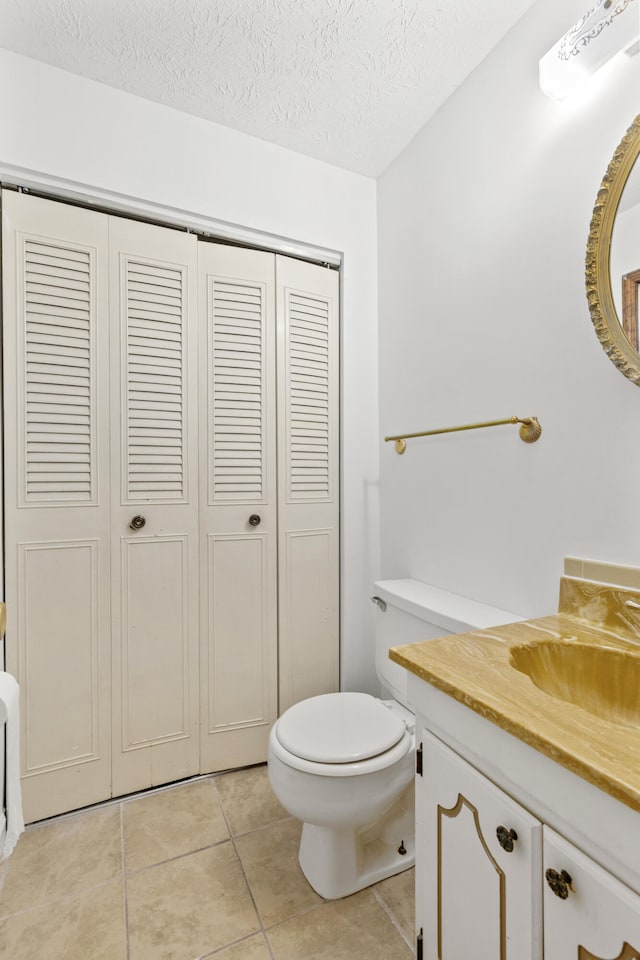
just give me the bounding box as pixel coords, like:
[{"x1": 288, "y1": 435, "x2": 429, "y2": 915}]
[{"x1": 276, "y1": 692, "x2": 406, "y2": 763}]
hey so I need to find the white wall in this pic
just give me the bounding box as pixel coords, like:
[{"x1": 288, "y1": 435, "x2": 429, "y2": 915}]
[
  {"x1": 0, "y1": 50, "x2": 380, "y2": 693},
  {"x1": 377, "y1": 0, "x2": 640, "y2": 618}
]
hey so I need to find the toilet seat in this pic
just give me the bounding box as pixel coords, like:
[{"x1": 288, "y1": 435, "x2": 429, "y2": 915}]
[
  {"x1": 277, "y1": 692, "x2": 406, "y2": 763},
  {"x1": 271, "y1": 693, "x2": 413, "y2": 778}
]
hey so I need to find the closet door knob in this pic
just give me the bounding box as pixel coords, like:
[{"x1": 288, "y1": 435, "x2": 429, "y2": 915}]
[
  {"x1": 129, "y1": 515, "x2": 146, "y2": 530},
  {"x1": 248, "y1": 514, "x2": 261, "y2": 527}
]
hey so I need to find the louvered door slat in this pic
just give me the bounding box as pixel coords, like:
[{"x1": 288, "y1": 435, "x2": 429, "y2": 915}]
[
  {"x1": 130, "y1": 364, "x2": 181, "y2": 379},
  {"x1": 25, "y1": 326, "x2": 89, "y2": 344},
  {"x1": 127, "y1": 273, "x2": 180, "y2": 290},
  {"x1": 125, "y1": 258, "x2": 187, "y2": 501},
  {"x1": 130, "y1": 386, "x2": 182, "y2": 399},
  {"x1": 28, "y1": 356, "x2": 91, "y2": 373},
  {"x1": 22, "y1": 238, "x2": 95, "y2": 503},
  {"x1": 29, "y1": 347, "x2": 90, "y2": 363},
  {"x1": 27, "y1": 314, "x2": 91, "y2": 332},
  {"x1": 128, "y1": 321, "x2": 182, "y2": 339},
  {"x1": 129, "y1": 301, "x2": 183, "y2": 317},
  {"x1": 128, "y1": 344, "x2": 182, "y2": 359}
]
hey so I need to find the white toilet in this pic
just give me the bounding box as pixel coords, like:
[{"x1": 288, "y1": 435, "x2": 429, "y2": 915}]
[{"x1": 268, "y1": 578, "x2": 520, "y2": 899}]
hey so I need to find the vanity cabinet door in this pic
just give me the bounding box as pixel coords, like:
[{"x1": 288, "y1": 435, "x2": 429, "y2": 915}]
[
  {"x1": 417, "y1": 732, "x2": 542, "y2": 960},
  {"x1": 543, "y1": 828, "x2": 640, "y2": 960}
]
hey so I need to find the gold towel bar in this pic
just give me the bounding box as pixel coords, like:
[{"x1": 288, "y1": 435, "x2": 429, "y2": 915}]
[{"x1": 384, "y1": 416, "x2": 542, "y2": 454}]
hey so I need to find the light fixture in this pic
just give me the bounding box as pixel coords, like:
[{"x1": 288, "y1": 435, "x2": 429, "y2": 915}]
[{"x1": 539, "y1": 0, "x2": 640, "y2": 101}]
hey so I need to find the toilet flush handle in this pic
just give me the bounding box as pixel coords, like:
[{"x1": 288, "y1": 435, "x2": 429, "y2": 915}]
[{"x1": 371, "y1": 596, "x2": 387, "y2": 612}]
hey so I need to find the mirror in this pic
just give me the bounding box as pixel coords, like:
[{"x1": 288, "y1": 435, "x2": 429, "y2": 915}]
[{"x1": 586, "y1": 115, "x2": 640, "y2": 384}]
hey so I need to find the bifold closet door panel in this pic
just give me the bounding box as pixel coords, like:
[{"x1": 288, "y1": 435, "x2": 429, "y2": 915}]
[
  {"x1": 198, "y1": 242, "x2": 278, "y2": 772},
  {"x1": 109, "y1": 217, "x2": 200, "y2": 796},
  {"x1": 2, "y1": 191, "x2": 112, "y2": 821},
  {"x1": 276, "y1": 256, "x2": 339, "y2": 712}
]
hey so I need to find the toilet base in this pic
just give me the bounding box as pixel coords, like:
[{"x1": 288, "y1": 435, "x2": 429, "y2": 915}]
[{"x1": 297, "y1": 787, "x2": 415, "y2": 899}]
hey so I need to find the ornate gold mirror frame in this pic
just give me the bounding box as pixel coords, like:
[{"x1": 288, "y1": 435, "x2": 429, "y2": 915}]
[{"x1": 586, "y1": 115, "x2": 640, "y2": 384}]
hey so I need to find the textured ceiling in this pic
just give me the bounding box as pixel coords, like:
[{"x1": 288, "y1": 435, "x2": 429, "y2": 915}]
[{"x1": 0, "y1": 0, "x2": 539, "y2": 177}]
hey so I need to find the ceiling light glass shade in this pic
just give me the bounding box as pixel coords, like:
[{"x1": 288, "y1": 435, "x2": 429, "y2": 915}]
[{"x1": 539, "y1": 0, "x2": 639, "y2": 101}]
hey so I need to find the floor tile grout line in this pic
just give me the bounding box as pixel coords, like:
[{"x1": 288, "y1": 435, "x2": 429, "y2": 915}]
[
  {"x1": 124, "y1": 836, "x2": 233, "y2": 879},
  {"x1": 262, "y1": 926, "x2": 278, "y2": 960},
  {"x1": 198, "y1": 929, "x2": 274, "y2": 959},
  {"x1": 214, "y1": 776, "x2": 271, "y2": 950},
  {"x1": 213, "y1": 773, "x2": 293, "y2": 842},
  {"x1": 261, "y1": 895, "x2": 332, "y2": 933},
  {"x1": 211, "y1": 778, "x2": 234, "y2": 840},
  {"x1": 229, "y1": 831, "x2": 269, "y2": 941},
  {"x1": 228, "y1": 813, "x2": 295, "y2": 841},
  {"x1": 231, "y1": 816, "x2": 338, "y2": 935},
  {"x1": 215, "y1": 772, "x2": 317, "y2": 959},
  {"x1": 224, "y1": 802, "x2": 326, "y2": 958},
  {"x1": 210, "y1": 771, "x2": 273, "y2": 953},
  {"x1": 264, "y1": 929, "x2": 278, "y2": 960},
  {"x1": 120, "y1": 802, "x2": 131, "y2": 960},
  {"x1": 371, "y1": 886, "x2": 414, "y2": 952}
]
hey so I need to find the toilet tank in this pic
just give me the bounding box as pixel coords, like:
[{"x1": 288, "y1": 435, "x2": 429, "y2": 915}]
[{"x1": 373, "y1": 579, "x2": 522, "y2": 708}]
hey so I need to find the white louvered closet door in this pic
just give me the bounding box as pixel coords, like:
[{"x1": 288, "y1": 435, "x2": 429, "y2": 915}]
[
  {"x1": 2, "y1": 191, "x2": 112, "y2": 822},
  {"x1": 109, "y1": 217, "x2": 200, "y2": 796},
  {"x1": 3, "y1": 192, "x2": 340, "y2": 819},
  {"x1": 198, "y1": 243, "x2": 278, "y2": 771},
  {"x1": 276, "y1": 256, "x2": 340, "y2": 713}
]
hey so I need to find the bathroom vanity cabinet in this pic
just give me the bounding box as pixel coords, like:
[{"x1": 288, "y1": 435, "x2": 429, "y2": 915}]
[
  {"x1": 388, "y1": 580, "x2": 640, "y2": 960},
  {"x1": 419, "y1": 732, "x2": 541, "y2": 959},
  {"x1": 543, "y1": 828, "x2": 640, "y2": 960},
  {"x1": 418, "y1": 731, "x2": 640, "y2": 960}
]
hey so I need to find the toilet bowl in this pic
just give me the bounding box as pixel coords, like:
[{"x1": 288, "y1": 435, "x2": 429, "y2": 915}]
[
  {"x1": 269, "y1": 692, "x2": 415, "y2": 899},
  {"x1": 268, "y1": 578, "x2": 521, "y2": 900}
]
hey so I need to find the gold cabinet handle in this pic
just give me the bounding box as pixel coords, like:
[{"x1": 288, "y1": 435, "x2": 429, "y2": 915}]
[
  {"x1": 545, "y1": 868, "x2": 573, "y2": 899},
  {"x1": 496, "y1": 825, "x2": 518, "y2": 852}
]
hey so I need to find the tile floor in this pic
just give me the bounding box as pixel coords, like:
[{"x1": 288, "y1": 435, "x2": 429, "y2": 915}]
[{"x1": 0, "y1": 765, "x2": 415, "y2": 959}]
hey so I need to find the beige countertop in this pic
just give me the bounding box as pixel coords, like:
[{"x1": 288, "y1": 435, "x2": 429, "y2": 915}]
[{"x1": 390, "y1": 577, "x2": 640, "y2": 813}]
